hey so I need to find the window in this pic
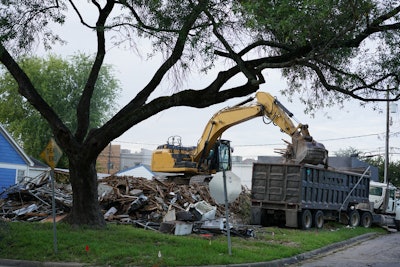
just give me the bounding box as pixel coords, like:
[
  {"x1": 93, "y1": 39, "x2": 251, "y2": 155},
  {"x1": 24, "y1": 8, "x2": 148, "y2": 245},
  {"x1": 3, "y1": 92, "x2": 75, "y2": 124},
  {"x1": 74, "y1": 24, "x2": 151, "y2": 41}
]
[
  {"x1": 369, "y1": 186, "x2": 382, "y2": 196},
  {"x1": 17, "y1": 169, "x2": 25, "y2": 183},
  {"x1": 390, "y1": 189, "x2": 395, "y2": 199}
]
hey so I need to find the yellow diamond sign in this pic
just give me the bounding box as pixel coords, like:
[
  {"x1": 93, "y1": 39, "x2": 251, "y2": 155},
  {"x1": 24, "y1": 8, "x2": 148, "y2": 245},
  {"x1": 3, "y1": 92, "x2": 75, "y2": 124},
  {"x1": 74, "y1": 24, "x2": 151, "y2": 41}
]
[{"x1": 40, "y1": 138, "x2": 63, "y2": 169}]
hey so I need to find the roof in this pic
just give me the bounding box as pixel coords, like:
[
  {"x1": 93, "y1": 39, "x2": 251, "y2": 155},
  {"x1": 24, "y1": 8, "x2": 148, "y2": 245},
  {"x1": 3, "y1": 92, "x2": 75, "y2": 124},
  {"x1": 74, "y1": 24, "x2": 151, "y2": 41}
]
[
  {"x1": 0, "y1": 124, "x2": 34, "y2": 166},
  {"x1": 30, "y1": 157, "x2": 50, "y2": 169},
  {"x1": 116, "y1": 164, "x2": 155, "y2": 180}
]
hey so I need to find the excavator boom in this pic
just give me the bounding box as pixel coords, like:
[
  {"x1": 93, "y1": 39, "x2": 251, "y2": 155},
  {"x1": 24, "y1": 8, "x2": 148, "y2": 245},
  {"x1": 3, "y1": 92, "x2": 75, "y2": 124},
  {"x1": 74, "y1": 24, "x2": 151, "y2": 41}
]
[{"x1": 151, "y1": 91, "x2": 328, "y2": 176}]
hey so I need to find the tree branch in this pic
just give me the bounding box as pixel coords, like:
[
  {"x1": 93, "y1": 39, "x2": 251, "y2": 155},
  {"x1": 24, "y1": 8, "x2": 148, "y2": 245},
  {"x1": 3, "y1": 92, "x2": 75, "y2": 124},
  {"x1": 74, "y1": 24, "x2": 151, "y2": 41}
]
[
  {"x1": 85, "y1": 0, "x2": 210, "y2": 155},
  {"x1": 204, "y1": 8, "x2": 260, "y2": 85},
  {"x1": 343, "y1": 4, "x2": 400, "y2": 47},
  {"x1": 302, "y1": 61, "x2": 400, "y2": 102},
  {"x1": 75, "y1": 0, "x2": 115, "y2": 142},
  {"x1": 68, "y1": 0, "x2": 96, "y2": 29},
  {"x1": 86, "y1": 59, "x2": 259, "y2": 153}
]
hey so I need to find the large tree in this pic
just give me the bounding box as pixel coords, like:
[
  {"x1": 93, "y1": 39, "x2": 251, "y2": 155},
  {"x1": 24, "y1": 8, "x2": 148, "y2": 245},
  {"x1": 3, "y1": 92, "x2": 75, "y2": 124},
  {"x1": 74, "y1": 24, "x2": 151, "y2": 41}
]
[
  {"x1": 1, "y1": 0, "x2": 400, "y2": 227},
  {"x1": 0, "y1": 54, "x2": 120, "y2": 167}
]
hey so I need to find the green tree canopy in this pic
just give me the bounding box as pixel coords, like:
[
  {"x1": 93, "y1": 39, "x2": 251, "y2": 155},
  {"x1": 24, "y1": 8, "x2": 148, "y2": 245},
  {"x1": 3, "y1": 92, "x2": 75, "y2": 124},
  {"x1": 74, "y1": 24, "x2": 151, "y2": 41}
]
[
  {"x1": 0, "y1": 54, "x2": 120, "y2": 166},
  {"x1": 238, "y1": 0, "x2": 400, "y2": 112}
]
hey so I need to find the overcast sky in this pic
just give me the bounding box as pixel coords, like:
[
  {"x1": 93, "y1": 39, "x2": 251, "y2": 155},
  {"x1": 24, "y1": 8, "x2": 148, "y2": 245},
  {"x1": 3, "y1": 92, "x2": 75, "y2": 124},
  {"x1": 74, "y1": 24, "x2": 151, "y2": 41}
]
[{"x1": 37, "y1": 4, "x2": 400, "y2": 162}]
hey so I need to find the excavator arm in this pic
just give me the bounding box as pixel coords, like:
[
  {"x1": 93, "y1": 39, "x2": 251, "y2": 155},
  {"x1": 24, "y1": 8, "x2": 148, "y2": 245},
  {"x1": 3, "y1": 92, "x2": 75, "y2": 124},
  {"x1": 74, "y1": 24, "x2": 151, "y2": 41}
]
[
  {"x1": 192, "y1": 91, "x2": 327, "y2": 166},
  {"x1": 151, "y1": 91, "x2": 328, "y2": 175}
]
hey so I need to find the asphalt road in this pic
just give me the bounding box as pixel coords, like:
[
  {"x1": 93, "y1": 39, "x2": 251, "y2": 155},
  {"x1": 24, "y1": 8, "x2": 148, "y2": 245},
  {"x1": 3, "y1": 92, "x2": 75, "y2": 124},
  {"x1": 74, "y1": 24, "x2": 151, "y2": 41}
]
[{"x1": 290, "y1": 231, "x2": 400, "y2": 267}]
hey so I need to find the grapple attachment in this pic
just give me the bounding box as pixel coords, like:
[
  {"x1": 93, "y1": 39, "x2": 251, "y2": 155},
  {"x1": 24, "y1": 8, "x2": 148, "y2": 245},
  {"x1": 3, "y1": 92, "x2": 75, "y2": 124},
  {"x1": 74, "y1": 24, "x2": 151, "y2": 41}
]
[
  {"x1": 294, "y1": 138, "x2": 328, "y2": 165},
  {"x1": 283, "y1": 136, "x2": 328, "y2": 166}
]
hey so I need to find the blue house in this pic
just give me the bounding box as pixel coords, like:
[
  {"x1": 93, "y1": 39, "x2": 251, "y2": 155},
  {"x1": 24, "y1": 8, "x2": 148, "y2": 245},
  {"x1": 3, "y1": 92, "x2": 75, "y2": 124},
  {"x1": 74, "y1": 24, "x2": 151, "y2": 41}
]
[{"x1": 0, "y1": 124, "x2": 49, "y2": 195}]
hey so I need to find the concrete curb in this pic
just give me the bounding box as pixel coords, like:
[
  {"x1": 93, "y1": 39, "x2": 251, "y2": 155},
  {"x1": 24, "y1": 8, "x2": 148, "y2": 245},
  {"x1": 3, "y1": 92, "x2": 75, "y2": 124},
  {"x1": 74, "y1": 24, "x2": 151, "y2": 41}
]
[
  {"x1": 0, "y1": 259, "x2": 83, "y2": 267},
  {"x1": 0, "y1": 233, "x2": 379, "y2": 267},
  {"x1": 186, "y1": 232, "x2": 379, "y2": 267}
]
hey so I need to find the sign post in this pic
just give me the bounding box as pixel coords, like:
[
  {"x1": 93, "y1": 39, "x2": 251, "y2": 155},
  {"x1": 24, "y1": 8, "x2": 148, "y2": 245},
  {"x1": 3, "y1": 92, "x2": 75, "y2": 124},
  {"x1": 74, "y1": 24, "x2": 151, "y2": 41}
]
[
  {"x1": 210, "y1": 170, "x2": 241, "y2": 256},
  {"x1": 222, "y1": 169, "x2": 232, "y2": 255},
  {"x1": 40, "y1": 138, "x2": 62, "y2": 254}
]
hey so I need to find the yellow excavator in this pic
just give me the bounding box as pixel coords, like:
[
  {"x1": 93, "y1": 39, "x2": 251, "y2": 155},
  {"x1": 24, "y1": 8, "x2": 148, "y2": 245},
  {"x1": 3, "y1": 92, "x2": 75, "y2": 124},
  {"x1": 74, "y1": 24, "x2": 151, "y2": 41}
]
[{"x1": 151, "y1": 91, "x2": 328, "y2": 178}]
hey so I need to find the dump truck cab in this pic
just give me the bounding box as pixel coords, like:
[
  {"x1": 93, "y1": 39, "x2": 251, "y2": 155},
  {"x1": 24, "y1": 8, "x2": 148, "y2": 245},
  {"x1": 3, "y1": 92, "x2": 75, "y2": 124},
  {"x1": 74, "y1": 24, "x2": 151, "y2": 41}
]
[{"x1": 369, "y1": 181, "x2": 398, "y2": 214}]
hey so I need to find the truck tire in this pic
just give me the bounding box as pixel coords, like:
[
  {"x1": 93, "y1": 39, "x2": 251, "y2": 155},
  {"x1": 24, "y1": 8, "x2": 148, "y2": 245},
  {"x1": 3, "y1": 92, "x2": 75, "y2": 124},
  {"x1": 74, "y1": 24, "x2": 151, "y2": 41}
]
[
  {"x1": 360, "y1": 212, "x2": 372, "y2": 228},
  {"x1": 348, "y1": 210, "x2": 360, "y2": 227},
  {"x1": 313, "y1": 210, "x2": 324, "y2": 229},
  {"x1": 300, "y1": 210, "x2": 313, "y2": 230}
]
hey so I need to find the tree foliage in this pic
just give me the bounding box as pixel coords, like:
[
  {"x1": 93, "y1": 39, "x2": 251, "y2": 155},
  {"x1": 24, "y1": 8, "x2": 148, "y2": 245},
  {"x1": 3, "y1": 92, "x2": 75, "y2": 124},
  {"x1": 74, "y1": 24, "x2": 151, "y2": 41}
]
[
  {"x1": 0, "y1": 54, "x2": 120, "y2": 167},
  {"x1": 1, "y1": 0, "x2": 400, "y2": 226},
  {"x1": 333, "y1": 147, "x2": 363, "y2": 157},
  {"x1": 365, "y1": 156, "x2": 400, "y2": 187},
  {"x1": 238, "y1": 0, "x2": 400, "y2": 113},
  {"x1": 334, "y1": 147, "x2": 400, "y2": 186}
]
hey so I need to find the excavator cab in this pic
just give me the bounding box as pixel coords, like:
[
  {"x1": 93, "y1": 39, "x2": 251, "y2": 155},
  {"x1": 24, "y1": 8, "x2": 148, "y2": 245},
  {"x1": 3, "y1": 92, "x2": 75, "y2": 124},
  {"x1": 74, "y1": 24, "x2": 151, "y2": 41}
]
[{"x1": 200, "y1": 139, "x2": 232, "y2": 173}]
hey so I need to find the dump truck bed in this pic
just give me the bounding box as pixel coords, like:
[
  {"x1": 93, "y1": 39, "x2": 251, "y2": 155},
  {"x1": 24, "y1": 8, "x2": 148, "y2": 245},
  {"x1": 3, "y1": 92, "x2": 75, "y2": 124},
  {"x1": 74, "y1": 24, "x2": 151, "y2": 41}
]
[{"x1": 251, "y1": 163, "x2": 370, "y2": 212}]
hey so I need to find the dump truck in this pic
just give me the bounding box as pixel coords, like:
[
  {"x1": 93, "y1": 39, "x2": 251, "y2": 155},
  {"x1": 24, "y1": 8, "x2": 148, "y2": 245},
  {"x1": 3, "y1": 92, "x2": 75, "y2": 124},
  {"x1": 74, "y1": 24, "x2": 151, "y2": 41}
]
[
  {"x1": 250, "y1": 163, "x2": 400, "y2": 230},
  {"x1": 151, "y1": 91, "x2": 328, "y2": 183}
]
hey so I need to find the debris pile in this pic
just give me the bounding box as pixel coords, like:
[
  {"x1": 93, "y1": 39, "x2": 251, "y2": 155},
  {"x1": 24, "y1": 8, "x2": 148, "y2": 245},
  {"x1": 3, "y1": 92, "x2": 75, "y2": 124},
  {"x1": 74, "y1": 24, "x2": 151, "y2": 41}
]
[
  {"x1": 0, "y1": 172, "x2": 72, "y2": 222},
  {"x1": 99, "y1": 175, "x2": 250, "y2": 223},
  {"x1": 0, "y1": 171, "x2": 252, "y2": 236}
]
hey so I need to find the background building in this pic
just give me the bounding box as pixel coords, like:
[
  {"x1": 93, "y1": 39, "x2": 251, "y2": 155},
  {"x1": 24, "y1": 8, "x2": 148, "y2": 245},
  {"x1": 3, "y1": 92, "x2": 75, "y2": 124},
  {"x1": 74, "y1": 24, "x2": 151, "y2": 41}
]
[
  {"x1": 97, "y1": 144, "x2": 152, "y2": 174},
  {"x1": 97, "y1": 144, "x2": 121, "y2": 174}
]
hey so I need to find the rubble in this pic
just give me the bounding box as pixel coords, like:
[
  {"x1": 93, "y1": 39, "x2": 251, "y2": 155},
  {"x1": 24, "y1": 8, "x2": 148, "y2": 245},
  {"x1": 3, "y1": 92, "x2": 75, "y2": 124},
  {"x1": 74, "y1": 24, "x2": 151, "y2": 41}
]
[{"x1": 0, "y1": 171, "x2": 253, "y2": 236}]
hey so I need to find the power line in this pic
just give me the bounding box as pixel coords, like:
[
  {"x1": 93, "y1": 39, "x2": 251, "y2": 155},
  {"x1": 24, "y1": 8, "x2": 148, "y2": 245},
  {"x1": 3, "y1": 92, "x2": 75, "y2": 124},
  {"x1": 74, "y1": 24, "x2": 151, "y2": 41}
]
[
  {"x1": 318, "y1": 133, "x2": 380, "y2": 142},
  {"x1": 114, "y1": 131, "x2": 400, "y2": 148}
]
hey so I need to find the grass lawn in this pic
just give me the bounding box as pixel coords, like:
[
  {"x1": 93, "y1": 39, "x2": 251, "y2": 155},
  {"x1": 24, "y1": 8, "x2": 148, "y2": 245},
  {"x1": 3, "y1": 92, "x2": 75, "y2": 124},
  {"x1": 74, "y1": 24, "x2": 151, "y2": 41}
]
[{"x1": 0, "y1": 221, "x2": 386, "y2": 266}]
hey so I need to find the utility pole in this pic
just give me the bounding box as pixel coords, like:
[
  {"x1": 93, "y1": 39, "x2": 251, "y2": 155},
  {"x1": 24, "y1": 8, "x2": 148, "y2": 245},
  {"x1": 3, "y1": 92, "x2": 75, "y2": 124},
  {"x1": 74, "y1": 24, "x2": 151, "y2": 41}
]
[
  {"x1": 384, "y1": 87, "x2": 398, "y2": 184},
  {"x1": 384, "y1": 89, "x2": 389, "y2": 184}
]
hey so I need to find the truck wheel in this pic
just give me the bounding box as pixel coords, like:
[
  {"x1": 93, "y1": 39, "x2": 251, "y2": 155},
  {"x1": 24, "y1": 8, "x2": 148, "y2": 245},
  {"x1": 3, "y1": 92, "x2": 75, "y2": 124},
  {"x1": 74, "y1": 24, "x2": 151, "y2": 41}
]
[
  {"x1": 360, "y1": 212, "x2": 372, "y2": 228},
  {"x1": 348, "y1": 210, "x2": 360, "y2": 227},
  {"x1": 313, "y1": 210, "x2": 324, "y2": 229},
  {"x1": 300, "y1": 210, "x2": 313, "y2": 230}
]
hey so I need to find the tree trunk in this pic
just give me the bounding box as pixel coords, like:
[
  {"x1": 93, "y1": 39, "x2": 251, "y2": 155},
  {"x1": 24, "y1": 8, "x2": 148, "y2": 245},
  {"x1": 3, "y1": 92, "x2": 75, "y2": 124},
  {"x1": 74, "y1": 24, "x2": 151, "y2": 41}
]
[{"x1": 65, "y1": 156, "x2": 106, "y2": 227}]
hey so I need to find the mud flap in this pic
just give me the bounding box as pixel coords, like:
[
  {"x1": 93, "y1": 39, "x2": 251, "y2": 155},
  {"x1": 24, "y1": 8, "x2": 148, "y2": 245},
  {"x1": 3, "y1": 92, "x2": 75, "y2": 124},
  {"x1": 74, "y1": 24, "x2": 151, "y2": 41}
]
[
  {"x1": 250, "y1": 207, "x2": 263, "y2": 225},
  {"x1": 285, "y1": 210, "x2": 298, "y2": 228}
]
